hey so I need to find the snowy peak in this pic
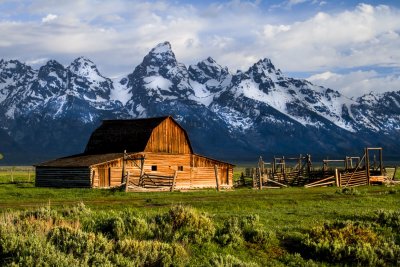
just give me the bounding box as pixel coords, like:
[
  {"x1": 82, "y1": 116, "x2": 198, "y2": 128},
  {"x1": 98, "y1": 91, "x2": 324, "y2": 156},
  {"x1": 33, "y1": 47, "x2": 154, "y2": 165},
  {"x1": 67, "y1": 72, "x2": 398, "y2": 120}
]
[
  {"x1": 68, "y1": 57, "x2": 103, "y2": 78},
  {"x1": 125, "y1": 41, "x2": 193, "y2": 112},
  {"x1": 149, "y1": 41, "x2": 173, "y2": 56},
  {"x1": 32, "y1": 59, "x2": 67, "y2": 98},
  {"x1": 66, "y1": 57, "x2": 112, "y2": 102}
]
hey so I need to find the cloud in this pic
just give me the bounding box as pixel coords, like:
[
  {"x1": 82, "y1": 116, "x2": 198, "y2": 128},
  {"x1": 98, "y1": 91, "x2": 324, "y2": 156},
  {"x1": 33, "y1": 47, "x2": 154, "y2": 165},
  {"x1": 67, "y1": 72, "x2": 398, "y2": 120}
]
[
  {"x1": 0, "y1": 1, "x2": 399, "y2": 96},
  {"x1": 41, "y1": 14, "x2": 57, "y2": 23},
  {"x1": 308, "y1": 70, "x2": 400, "y2": 97}
]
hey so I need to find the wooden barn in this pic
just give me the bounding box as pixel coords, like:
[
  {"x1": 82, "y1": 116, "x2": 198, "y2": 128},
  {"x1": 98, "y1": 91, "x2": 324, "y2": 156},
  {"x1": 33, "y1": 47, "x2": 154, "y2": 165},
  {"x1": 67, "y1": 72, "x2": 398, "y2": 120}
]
[{"x1": 35, "y1": 116, "x2": 234, "y2": 190}]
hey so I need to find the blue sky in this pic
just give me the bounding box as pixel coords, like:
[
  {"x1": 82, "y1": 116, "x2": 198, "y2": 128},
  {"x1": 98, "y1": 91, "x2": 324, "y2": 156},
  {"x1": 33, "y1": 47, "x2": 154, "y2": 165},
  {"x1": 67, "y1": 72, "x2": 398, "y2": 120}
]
[{"x1": 0, "y1": 0, "x2": 400, "y2": 96}]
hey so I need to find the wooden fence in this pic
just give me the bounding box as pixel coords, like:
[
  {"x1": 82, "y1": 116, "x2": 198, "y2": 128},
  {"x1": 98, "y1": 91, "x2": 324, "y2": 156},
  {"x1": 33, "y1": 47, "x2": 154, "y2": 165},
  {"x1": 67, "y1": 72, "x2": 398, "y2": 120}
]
[
  {"x1": 0, "y1": 166, "x2": 35, "y2": 183},
  {"x1": 338, "y1": 170, "x2": 368, "y2": 187}
]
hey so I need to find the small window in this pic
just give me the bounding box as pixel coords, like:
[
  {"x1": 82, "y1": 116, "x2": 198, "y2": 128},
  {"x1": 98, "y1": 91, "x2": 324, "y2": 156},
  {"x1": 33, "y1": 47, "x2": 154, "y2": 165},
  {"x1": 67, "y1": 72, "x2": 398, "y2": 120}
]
[
  {"x1": 178, "y1": 166, "x2": 183, "y2": 171},
  {"x1": 151, "y1": 165, "x2": 157, "y2": 171}
]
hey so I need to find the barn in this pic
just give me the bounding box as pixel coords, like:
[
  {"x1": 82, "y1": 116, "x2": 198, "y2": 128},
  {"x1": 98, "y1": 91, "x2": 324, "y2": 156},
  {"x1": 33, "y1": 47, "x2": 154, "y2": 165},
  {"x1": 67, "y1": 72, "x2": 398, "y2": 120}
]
[{"x1": 35, "y1": 116, "x2": 234, "y2": 190}]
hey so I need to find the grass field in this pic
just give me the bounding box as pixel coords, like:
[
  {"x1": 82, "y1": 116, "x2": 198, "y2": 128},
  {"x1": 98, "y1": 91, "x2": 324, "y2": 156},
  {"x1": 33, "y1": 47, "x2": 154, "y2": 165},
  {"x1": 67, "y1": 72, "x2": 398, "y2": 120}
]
[{"x1": 0, "y1": 169, "x2": 400, "y2": 266}]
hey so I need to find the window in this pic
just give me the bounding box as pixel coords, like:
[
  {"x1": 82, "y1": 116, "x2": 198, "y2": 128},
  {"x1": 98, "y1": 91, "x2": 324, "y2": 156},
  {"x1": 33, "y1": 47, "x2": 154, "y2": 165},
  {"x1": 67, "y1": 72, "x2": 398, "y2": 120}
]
[
  {"x1": 151, "y1": 165, "x2": 157, "y2": 171},
  {"x1": 178, "y1": 166, "x2": 183, "y2": 171}
]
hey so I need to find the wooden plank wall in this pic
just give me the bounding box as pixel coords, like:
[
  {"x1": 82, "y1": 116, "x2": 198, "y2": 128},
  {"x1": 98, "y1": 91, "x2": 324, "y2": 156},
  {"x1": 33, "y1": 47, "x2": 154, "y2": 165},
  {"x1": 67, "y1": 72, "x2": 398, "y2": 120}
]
[
  {"x1": 35, "y1": 167, "x2": 91, "y2": 188},
  {"x1": 91, "y1": 158, "x2": 123, "y2": 188},
  {"x1": 145, "y1": 117, "x2": 192, "y2": 154},
  {"x1": 89, "y1": 152, "x2": 233, "y2": 189}
]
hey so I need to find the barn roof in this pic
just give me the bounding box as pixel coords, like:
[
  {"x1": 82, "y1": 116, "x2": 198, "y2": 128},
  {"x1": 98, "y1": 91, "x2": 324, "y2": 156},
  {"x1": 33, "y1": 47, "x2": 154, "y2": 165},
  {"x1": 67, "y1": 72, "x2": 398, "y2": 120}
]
[
  {"x1": 35, "y1": 153, "x2": 125, "y2": 167},
  {"x1": 84, "y1": 116, "x2": 193, "y2": 154}
]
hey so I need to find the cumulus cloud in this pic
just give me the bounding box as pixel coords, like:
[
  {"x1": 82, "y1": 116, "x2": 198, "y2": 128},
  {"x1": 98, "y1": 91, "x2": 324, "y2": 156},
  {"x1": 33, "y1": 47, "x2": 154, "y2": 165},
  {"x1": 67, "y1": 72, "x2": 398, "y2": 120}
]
[
  {"x1": 308, "y1": 70, "x2": 400, "y2": 97},
  {"x1": 0, "y1": 1, "x2": 399, "y2": 96}
]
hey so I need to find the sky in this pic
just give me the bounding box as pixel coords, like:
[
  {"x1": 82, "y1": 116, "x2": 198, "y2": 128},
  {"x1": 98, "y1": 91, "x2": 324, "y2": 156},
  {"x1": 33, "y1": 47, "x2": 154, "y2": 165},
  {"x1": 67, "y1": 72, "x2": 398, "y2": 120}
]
[{"x1": 0, "y1": 0, "x2": 400, "y2": 97}]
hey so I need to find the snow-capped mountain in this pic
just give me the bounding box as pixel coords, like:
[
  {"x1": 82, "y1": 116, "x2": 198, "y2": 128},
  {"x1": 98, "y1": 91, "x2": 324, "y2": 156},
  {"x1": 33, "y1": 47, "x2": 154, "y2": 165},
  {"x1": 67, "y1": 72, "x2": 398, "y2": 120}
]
[{"x1": 0, "y1": 41, "x2": 399, "y2": 164}]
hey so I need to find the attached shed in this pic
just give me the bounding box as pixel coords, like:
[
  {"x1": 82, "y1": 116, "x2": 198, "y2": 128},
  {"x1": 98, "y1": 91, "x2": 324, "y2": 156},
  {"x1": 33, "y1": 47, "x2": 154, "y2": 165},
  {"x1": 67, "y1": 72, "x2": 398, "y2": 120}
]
[{"x1": 35, "y1": 116, "x2": 234, "y2": 190}]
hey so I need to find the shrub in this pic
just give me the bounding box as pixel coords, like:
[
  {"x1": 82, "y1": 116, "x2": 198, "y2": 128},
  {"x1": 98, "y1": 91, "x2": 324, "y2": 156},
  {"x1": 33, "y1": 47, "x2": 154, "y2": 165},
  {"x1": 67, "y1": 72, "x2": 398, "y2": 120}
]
[
  {"x1": 336, "y1": 187, "x2": 361, "y2": 195},
  {"x1": 375, "y1": 209, "x2": 400, "y2": 229},
  {"x1": 300, "y1": 221, "x2": 400, "y2": 266},
  {"x1": 151, "y1": 205, "x2": 215, "y2": 244},
  {"x1": 279, "y1": 253, "x2": 319, "y2": 267},
  {"x1": 215, "y1": 216, "x2": 244, "y2": 247},
  {"x1": 82, "y1": 213, "x2": 126, "y2": 240},
  {"x1": 47, "y1": 226, "x2": 113, "y2": 264},
  {"x1": 61, "y1": 202, "x2": 91, "y2": 218},
  {"x1": 114, "y1": 238, "x2": 188, "y2": 266},
  {"x1": 209, "y1": 253, "x2": 259, "y2": 267},
  {"x1": 0, "y1": 224, "x2": 78, "y2": 266},
  {"x1": 216, "y1": 215, "x2": 277, "y2": 248},
  {"x1": 20, "y1": 206, "x2": 58, "y2": 221},
  {"x1": 121, "y1": 210, "x2": 153, "y2": 240}
]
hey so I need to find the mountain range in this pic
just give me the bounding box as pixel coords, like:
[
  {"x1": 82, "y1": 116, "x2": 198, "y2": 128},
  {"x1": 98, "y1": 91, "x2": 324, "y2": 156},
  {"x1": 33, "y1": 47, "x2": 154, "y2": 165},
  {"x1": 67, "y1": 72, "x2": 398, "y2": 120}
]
[{"x1": 1, "y1": 41, "x2": 399, "y2": 164}]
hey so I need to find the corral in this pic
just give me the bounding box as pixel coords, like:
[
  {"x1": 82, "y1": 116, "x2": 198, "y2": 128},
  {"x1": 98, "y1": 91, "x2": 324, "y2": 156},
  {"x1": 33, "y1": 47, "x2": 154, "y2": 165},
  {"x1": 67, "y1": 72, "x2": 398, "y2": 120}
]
[
  {"x1": 242, "y1": 147, "x2": 398, "y2": 189},
  {"x1": 35, "y1": 116, "x2": 234, "y2": 191}
]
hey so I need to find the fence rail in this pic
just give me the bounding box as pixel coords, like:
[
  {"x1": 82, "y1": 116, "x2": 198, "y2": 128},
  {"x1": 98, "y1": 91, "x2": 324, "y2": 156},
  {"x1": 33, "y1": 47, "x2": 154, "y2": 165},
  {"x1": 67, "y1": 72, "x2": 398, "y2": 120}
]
[{"x1": 0, "y1": 166, "x2": 35, "y2": 183}]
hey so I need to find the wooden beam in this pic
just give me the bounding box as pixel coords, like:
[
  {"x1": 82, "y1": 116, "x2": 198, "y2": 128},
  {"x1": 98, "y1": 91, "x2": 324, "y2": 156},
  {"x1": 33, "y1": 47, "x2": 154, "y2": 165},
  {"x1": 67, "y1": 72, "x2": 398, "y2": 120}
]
[
  {"x1": 214, "y1": 165, "x2": 220, "y2": 191},
  {"x1": 121, "y1": 150, "x2": 126, "y2": 184},
  {"x1": 365, "y1": 148, "x2": 370, "y2": 185},
  {"x1": 380, "y1": 148, "x2": 383, "y2": 175},
  {"x1": 125, "y1": 171, "x2": 130, "y2": 192},
  {"x1": 335, "y1": 168, "x2": 339, "y2": 187},
  {"x1": 170, "y1": 171, "x2": 178, "y2": 192},
  {"x1": 305, "y1": 175, "x2": 334, "y2": 187}
]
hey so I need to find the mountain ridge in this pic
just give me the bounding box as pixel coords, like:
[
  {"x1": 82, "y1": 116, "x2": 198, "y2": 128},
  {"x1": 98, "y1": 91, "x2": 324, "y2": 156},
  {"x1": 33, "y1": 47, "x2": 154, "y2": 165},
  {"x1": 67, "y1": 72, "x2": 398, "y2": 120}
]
[{"x1": 1, "y1": 41, "x2": 399, "y2": 164}]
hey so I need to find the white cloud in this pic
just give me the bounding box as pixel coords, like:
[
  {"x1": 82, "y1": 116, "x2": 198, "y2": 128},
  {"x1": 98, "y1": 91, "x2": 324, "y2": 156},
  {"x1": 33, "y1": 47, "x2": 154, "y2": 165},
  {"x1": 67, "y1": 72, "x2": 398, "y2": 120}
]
[
  {"x1": 41, "y1": 14, "x2": 57, "y2": 23},
  {"x1": 0, "y1": 1, "x2": 399, "y2": 96},
  {"x1": 308, "y1": 70, "x2": 400, "y2": 97}
]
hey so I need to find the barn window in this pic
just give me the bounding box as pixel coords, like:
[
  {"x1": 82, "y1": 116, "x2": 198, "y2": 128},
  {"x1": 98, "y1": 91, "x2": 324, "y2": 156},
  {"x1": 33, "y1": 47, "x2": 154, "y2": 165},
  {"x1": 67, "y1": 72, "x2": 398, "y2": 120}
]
[
  {"x1": 151, "y1": 165, "x2": 157, "y2": 171},
  {"x1": 178, "y1": 166, "x2": 183, "y2": 171}
]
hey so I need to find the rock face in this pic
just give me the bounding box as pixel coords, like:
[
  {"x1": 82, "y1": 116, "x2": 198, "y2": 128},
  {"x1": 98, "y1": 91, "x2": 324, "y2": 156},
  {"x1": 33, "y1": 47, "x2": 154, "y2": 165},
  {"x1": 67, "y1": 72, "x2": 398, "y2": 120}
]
[{"x1": 0, "y1": 42, "x2": 399, "y2": 164}]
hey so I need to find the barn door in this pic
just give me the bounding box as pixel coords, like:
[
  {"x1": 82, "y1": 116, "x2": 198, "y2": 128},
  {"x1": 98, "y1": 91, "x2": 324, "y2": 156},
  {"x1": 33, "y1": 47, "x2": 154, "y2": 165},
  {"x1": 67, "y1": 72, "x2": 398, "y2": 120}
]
[
  {"x1": 219, "y1": 167, "x2": 229, "y2": 185},
  {"x1": 99, "y1": 168, "x2": 110, "y2": 187}
]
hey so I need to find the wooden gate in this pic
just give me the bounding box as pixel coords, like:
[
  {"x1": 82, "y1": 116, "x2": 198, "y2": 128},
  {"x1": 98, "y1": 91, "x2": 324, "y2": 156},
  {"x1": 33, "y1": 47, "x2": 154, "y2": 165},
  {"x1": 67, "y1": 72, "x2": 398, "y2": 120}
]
[{"x1": 339, "y1": 170, "x2": 368, "y2": 187}]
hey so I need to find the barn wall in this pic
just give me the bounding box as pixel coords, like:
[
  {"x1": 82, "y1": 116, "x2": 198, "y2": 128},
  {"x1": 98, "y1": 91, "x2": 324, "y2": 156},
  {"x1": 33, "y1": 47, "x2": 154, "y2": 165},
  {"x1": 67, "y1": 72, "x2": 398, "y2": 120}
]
[
  {"x1": 37, "y1": 153, "x2": 233, "y2": 189},
  {"x1": 91, "y1": 158, "x2": 124, "y2": 188},
  {"x1": 145, "y1": 117, "x2": 192, "y2": 154},
  {"x1": 35, "y1": 167, "x2": 91, "y2": 188},
  {"x1": 138, "y1": 153, "x2": 233, "y2": 189}
]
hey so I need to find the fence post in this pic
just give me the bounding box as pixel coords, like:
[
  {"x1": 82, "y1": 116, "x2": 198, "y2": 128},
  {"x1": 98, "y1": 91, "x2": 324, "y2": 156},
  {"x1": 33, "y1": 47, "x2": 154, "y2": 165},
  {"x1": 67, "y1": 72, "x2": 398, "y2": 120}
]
[{"x1": 335, "y1": 168, "x2": 339, "y2": 187}]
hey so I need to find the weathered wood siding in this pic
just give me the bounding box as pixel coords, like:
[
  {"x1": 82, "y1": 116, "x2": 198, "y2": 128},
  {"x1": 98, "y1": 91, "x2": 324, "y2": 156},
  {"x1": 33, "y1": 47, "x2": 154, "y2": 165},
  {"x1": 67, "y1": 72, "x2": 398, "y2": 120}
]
[
  {"x1": 145, "y1": 117, "x2": 192, "y2": 154},
  {"x1": 35, "y1": 167, "x2": 91, "y2": 188},
  {"x1": 136, "y1": 153, "x2": 233, "y2": 189},
  {"x1": 37, "y1": 152, "x2": 233, "y2": 189},
  {"x1": 91, "y1": 158, "x2": 124, "y2": 188}
]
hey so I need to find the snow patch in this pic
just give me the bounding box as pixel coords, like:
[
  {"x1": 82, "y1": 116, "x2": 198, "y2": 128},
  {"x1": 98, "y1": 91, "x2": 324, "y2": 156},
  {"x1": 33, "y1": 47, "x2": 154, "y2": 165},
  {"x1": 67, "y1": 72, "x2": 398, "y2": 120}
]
[
  {"x1": 111, "y1": 78, "x2": 131, "y2": 105},
  {"x1": 143, "y1": 76, "x2": 172, "y2": 91}
]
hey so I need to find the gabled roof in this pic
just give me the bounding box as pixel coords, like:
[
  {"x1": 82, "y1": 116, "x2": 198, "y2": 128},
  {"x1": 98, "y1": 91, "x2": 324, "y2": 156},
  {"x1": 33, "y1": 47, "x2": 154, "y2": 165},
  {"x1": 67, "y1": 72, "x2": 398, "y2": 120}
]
[
  {"x1": 84, "y1": 116, "x2": 193, "y2": 154},
  {"x1": 35, "y1": 153, "x2": 124, "y2": 167}
]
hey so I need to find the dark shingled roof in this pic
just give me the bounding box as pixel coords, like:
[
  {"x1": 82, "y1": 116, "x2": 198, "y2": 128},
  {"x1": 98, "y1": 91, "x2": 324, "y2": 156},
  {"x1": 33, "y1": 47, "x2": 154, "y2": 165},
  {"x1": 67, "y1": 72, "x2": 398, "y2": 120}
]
[
  {"x1": 84, "y1": 116, "x2": 169, "y2": 154},
  {"x1": 35, "y1": 153, "x2": 125, "y2": 167}
]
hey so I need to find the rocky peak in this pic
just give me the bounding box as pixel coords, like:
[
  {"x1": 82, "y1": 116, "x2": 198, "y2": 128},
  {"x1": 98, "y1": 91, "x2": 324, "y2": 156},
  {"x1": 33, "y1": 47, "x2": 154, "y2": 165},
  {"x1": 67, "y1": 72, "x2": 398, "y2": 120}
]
[
  {"x1": 38, "y1": 60, "x2": 65, "y2": 78},
  {"x1": 68, "y1": 56, "x2": 102, "y2": 78},
  {"x1": 189, "y1": 57, "x2": 230, "y2": 84}
]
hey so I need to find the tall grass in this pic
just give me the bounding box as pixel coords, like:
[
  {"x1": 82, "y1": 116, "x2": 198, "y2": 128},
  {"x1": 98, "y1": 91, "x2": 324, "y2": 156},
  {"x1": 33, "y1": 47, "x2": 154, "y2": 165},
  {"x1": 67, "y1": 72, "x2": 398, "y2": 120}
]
[{"x1": 1, "y1": 202, "x2": 400, "y2": 266}]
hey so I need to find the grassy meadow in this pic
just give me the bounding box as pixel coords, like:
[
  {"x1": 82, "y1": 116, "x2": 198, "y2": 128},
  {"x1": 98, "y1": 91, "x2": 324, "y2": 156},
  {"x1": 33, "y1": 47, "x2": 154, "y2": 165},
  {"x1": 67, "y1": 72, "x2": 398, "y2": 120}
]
[{"x1": 0, "y1": 168, "x2": 400, "y2": 266}]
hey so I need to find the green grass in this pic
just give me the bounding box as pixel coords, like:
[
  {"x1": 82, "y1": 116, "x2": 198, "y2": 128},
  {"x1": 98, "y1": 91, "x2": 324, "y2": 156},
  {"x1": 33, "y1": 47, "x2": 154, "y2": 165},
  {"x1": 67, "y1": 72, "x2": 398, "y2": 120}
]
[{"x1": 1, "y1": 169, "x2": 400, "y2": 266}]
